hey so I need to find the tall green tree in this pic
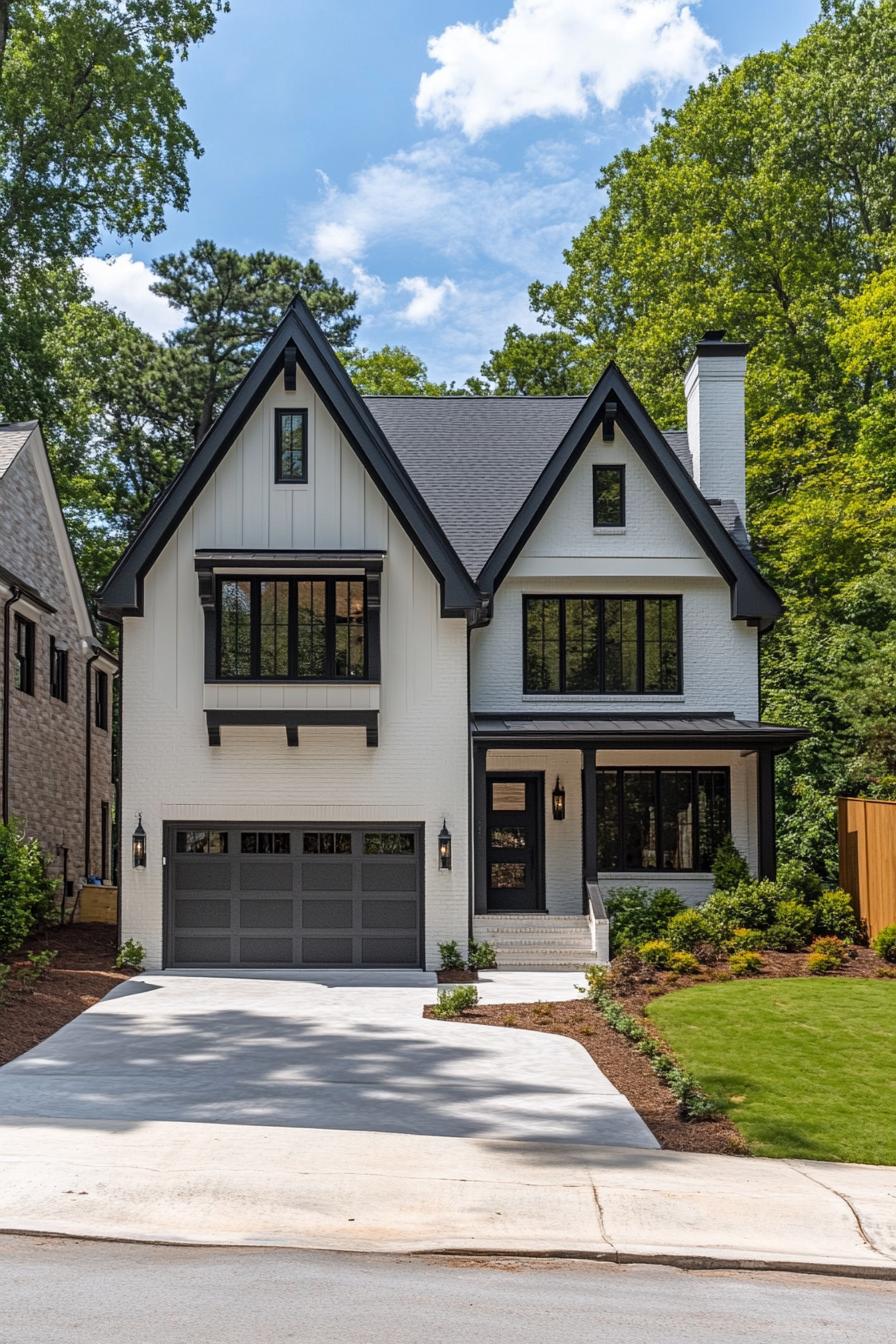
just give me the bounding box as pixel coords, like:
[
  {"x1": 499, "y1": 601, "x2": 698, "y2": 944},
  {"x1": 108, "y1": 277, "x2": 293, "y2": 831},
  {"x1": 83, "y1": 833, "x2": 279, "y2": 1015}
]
[{"x1": 343, "y1": 344, "x2": 447, "y2": 396}]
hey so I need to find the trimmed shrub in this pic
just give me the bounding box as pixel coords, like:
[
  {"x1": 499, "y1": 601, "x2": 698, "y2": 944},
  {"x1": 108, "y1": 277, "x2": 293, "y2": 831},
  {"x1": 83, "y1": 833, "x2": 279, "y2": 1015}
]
[
  {"x1": 638, "y1": 938, "x2": 674, "y2": 969},
  {"x1": 438, "y1": 940, "x2": 466, "y2": 971},
  {"x1": 431, "y1": 984, "x2": 478, "y2": 1019},
  {"x1": 665, "y1": 908, "x2": 709, "y2": 953},
  {"x1": 805, "y1": 935, "x2": 848, "y2": 975},
  {"x1": 0, "y1": 820, "x2": 57, "y2": 958},
  {"x1": 115, "y1": 939, "x2": 146, "y2": 972},
  {"x1": 729, "y1": 950, "x2": 763, "y2": 977},
  {"x1": 813, "y1": 890, "x2": 858, "y2": 942},
  {"x1": 776, "y1": 859, "x2": 824, "y2": 906},
  {"x1": 605, "y1": 886, "x2": 685, "y2": 954},
  {"x1": 711, "y1": 835, "x2": 750, "y2": 892},
  {"x1": 873, "y1": 924, "x2": 896, "y2": 963},
  {"x1": 468, "y1": 939, "x2": 497, "y2": 970},
  {"x1": 729, "y1": 927, "x2": 765, "y2": 952},
  {"x1": 669, "y1": 950, "x2": 700, "y2": 975},
  {"x1": 771, "y1": 899, "x2": 815, "y2": 945},
  {"x1": 702, "y1": 880, "x2": 779, "y2": 941}
]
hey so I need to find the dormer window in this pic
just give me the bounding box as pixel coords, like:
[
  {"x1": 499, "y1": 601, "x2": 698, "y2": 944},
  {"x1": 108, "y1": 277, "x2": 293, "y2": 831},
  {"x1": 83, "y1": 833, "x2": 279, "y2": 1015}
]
[
  {"x1": 593, "y1": 465, "x2": 625, "y2": 527},
  {"x1": 275, "y1": 409, "x2": 308, "y2": 484}
]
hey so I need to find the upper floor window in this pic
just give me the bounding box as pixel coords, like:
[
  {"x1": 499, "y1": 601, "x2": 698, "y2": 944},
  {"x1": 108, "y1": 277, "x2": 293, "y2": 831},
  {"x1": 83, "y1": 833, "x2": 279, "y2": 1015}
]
[
  {"x1": 275, "y1": 409, "x2": 308, "y2": 484},
  {"x1": 217, "y1": 576, "x2": 367, "y2": 680},
  {"x1": 50, "y1": 637, "x2": 68, "y2": 702},
  {"x1": 524, "y1": 595, "x2": 681, "y2": 695},
  {"x1": 14, "y1": 615, "x2": 34, "y2": 695},
  {"x1": 593, "y1": 465, "x2": 625, "y2": 527},
  {"x1": 95, "y1": 668, "x2": 109, "y2": 730}
]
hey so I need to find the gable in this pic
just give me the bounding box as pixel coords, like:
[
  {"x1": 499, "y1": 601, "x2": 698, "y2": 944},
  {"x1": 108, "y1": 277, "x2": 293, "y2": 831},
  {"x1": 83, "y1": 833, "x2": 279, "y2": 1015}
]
[
  {"x1": 98, "y1": 298, "x2": 480, "y2": 620},
  {"x1": 0, "y1": 423, "x2": 95, "y2": 640}
]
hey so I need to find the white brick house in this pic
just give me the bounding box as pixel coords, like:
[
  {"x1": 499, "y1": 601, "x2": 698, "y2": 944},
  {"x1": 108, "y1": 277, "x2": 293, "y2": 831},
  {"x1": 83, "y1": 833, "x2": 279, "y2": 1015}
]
[{"x1": 99, "y1": 305, "x2": 805, "y2": 971}]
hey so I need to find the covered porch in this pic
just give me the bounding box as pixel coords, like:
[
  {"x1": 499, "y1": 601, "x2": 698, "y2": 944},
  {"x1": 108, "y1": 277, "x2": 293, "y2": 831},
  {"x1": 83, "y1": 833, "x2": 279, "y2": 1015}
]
[{"x1": 471, "y1": 713, "x2": 808, "y2": 965}]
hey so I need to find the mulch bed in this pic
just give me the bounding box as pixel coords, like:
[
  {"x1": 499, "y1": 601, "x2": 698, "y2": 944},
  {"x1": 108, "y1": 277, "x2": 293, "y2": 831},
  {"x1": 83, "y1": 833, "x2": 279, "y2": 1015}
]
[
  {"x1": 0, "y1": 923, "x2": 131, "y2": 1067},
  {"x1": 436, "y1": 968, "x2": 479, "y2": 983},
  {"x1": 423, "y1": 946, "x2": 891, "y2": 1156}
]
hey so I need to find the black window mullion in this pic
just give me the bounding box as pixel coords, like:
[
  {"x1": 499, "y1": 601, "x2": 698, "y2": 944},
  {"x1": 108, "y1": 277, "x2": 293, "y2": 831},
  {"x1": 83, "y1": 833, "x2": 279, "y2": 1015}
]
[
  {"x1": 598, "y1": 598, "x2": 605, "y2": 693},
  {"x1": 325, "y1": 577, "x2": 335, "y2": 679},
  {"x1": 692, "y1": 768, "x2": 700, "y2": 875},
  {"x1": 637, "y1": 599, "x2": 645, "y2": 694},
  {"x1": 251, "y1": 579, "x2": 261, "y2": 677},
  {"x1": 559, "y1": 598, "x2": 567, "y2": 692},
  {"x1": 288, "y1": 579, "x2": 298, "y2": 679}
]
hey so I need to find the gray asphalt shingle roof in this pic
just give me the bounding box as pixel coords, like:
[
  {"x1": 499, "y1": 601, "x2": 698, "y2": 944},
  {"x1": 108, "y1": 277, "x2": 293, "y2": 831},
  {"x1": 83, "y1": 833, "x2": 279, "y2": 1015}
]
[
  {"x1": 363, "y1": 397, "x2": 728, "y2": 579},
  {"x1": 0, "y1": 421, "x2": 37, "y2": 478}
]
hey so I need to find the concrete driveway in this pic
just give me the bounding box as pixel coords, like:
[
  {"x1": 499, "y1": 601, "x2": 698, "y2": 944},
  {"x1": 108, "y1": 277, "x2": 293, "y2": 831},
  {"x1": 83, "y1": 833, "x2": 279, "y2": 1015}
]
[{"x1": 0, "y1": 969, "x2": 655, "y2": 1147}]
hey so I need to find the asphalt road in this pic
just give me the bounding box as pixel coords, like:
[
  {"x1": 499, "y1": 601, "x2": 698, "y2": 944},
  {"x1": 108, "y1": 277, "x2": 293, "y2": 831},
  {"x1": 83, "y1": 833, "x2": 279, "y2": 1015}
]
[{"x1": 2, "y1": 1238, "x2": 894, "y2": 1343}]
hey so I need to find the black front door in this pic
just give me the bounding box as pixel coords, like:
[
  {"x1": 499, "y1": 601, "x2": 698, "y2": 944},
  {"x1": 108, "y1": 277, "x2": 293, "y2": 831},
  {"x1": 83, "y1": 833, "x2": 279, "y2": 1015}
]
[{"x1": 485, "y1": 774, "x2": 543, "y2": 912}]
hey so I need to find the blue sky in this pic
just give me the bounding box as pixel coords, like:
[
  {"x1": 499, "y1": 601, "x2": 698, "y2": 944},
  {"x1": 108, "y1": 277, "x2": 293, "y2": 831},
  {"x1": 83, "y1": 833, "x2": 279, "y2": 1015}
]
[{"x1": 85, "y1": 0, "x2": 822, "y2": 384}]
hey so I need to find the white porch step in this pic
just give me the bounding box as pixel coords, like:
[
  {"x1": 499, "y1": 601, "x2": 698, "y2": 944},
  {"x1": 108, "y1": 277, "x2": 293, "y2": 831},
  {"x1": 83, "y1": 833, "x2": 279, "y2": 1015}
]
[{"x1": 473, "y1": 914, "x2": 603, "y2": 970}]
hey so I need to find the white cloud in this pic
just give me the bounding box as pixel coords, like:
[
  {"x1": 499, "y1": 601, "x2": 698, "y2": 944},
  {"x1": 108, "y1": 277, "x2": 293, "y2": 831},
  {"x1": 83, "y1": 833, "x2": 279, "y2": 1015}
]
[
  {"x1": 416, "y1": 0, "x2": 720, "y2": 139},
  {"x1": 396, "y1": 275, "x2": 458, "y2": 324},
  {"x1": 79, "y1": 253, "x2": 180, "y2": 339}
]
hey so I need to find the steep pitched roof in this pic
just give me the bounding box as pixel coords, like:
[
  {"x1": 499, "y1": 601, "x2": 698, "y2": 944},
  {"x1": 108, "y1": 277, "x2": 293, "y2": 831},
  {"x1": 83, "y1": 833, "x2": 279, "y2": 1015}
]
[
  {"x1": 0, "y1": 420, "x2": 39, "y2": 476},
  {"x1": 365, "y1": 397, "x2": 723, "y2": 580},
  {"x1": 98, "y1": 296, "x2": 482, "y2": 619}
]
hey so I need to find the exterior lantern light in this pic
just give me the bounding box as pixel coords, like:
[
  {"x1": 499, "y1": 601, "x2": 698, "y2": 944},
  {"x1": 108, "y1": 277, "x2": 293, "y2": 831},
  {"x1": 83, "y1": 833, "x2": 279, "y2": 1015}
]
[
  {"x1": 438, "y1": 819, "x2": 452, "y2": 870},
  {"x1": 132, "y1": 813, "x2": 147, "y2": 868},
  {"x1": 552, "y1": 776, "x2": 566, "y2": 821}
]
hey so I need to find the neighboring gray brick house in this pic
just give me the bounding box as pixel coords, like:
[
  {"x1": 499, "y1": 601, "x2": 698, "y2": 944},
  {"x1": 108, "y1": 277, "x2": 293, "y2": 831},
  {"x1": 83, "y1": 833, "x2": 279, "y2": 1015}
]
[{"x1": 0, "y1": 421, "x2": 117, "y2": 905}]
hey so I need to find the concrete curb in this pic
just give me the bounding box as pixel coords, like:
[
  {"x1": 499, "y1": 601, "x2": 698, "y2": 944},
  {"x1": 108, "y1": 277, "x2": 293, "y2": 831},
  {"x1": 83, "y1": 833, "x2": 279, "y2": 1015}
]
[{"x1": 1, "y1": 1120, "x2": 894, "y2": 1279}]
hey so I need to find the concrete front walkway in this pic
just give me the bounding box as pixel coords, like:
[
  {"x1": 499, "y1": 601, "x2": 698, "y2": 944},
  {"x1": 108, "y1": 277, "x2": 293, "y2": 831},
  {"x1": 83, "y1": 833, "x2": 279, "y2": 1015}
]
[{"x1": 0, "y1": 969, "x2": 655, "y2": 1146}]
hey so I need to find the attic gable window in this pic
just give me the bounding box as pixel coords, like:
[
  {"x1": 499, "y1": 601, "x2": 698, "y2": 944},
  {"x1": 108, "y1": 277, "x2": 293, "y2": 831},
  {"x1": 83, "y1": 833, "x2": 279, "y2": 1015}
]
[
  {"x1": 593, "y1": 465, "x2": 625, "y2": 527},
  {"x1": 275, "y1": 409, "x2": 308, "y2": 484}
]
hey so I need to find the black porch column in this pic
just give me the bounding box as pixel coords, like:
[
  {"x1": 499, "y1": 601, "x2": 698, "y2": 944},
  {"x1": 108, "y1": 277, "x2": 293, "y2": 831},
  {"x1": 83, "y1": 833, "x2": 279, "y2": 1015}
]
[
  {"x1": 473, "y1": 741, "x2": 488, "y2": 914},
  {"x1": 757, "y1": 748, "x2": 777, "y2": 879},
  {"x1": 581, "y1": 746, "x2": 597, "y2": 913}
]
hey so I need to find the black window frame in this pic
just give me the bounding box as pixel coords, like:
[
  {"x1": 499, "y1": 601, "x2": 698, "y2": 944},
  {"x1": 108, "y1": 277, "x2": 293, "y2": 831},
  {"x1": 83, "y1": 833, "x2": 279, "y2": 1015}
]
[
  {"x1": 14, "y1": 614, "x2": 34, "y2": 695},
  {"x1": 94, "y1": 668, "x2": 109, "y2": 730},
  {"x1": 593, "y1": 465, "x2": 625, "y2": 527},
  {"x1": 215, "y1": 575, "x2": 369, "y2": 682},
  {"x1": 50, "y1": 636, "x2": 69, "y2": 702},
  {"x1": 523, "y1": 594, "x2": 682, "y2": 695},
  {"x1": 594, "y1": 766, "x2": 731, "y2": 873},
  {"x1": 100, "y1": 800, "x2": 110, "y2": 881},
  {"x1": 275, "y1": 408, "x2": 309, "y2": 485}
]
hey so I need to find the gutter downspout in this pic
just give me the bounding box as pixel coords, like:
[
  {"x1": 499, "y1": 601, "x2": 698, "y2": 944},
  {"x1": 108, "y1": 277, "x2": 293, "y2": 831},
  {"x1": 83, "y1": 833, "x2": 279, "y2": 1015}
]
[
  {"x1": 2, "y1": 586, "x2": 22, "y2": 825},
  {"x1": 84, "y1": 648, "x2": 100, "y2": 882}
]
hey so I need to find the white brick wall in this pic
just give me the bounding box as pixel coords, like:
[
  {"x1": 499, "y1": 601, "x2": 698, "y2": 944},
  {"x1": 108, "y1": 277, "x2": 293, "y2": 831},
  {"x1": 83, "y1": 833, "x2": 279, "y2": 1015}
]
[
  {"x1": 120, "y1": 380, "x2": 470, "y2": 971},
  {"x1": 685, "y1": 352, "x2": 747, "y2": 520}
]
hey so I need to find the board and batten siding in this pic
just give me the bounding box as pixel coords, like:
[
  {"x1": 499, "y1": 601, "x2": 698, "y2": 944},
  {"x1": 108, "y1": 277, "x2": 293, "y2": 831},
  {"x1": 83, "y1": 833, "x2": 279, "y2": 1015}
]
[
  {"x1": 119, "y1": 372, "x2": 469, "y2": 970},
  {"x1": 471, "y1": 427, "x2": 759, "y2": 718}
]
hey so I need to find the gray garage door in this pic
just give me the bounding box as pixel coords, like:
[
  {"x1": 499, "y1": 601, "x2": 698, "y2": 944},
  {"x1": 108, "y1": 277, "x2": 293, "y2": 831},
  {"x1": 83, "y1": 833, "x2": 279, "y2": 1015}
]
[{"x1": 166, "y1": 824, "x2": 423, "y2": 968}]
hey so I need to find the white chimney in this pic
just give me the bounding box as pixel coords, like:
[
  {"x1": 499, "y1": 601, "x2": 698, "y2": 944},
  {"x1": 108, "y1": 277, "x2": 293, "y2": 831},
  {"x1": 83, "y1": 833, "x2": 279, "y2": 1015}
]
[{"x1": 684, "y1": 331, "x2": 748, "y2": 522}]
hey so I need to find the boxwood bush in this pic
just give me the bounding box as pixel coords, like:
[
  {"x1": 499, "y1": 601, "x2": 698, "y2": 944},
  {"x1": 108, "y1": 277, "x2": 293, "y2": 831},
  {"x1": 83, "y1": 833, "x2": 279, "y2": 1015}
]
[
  {"x1": 605, "y1": 886, "x2": 684, "y2": 955},
  {"x1": 873, "y1": 924, "x2": 896, "y2": 963},
  {"x1": 813, "y1": 890, "x2": 858, "y2": 942}
]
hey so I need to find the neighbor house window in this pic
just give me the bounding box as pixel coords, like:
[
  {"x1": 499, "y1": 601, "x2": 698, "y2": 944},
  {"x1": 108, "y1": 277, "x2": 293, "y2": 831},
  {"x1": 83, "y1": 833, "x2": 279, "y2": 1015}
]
[
  {"x1": 217, "y1": 576, "x2": 367, "y2": 680},
  {"x1": 94, "y1": 668, "x2": 109, "y2": 730},
  {"x1": 100, "y1": 801, "x2": 110, "y2": 880},
  {"x1": 275, "y1": 409, "x2": 308, "y2": 484},
  {"x1": 593, "y1": 466, "x2": 625, "y2": 527},
  {"x1": 595, "y1": 767, "x2": 730, "y2": 872},
  {"x1": 50, "y1": 636, "x2": 68, "y2": 702},
  {"x1": 523, "y1": 596, "x2": 681, "y2": 694},
  {"x1": 14, "y1": 615, "x2": 34, "y2": 695}
]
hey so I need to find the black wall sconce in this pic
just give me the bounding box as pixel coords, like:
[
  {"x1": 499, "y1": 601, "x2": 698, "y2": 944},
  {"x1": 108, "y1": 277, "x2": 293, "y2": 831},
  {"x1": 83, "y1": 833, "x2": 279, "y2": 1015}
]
[
  {"x1": 438, "y1": 819, "x2": 452, "y2": 870},
  {"x1": 552, "y1": 776, "x2": 566, "y2": 821},
  {"x1": 132, "y1": 813, "x2": 147, "y2": 868}
]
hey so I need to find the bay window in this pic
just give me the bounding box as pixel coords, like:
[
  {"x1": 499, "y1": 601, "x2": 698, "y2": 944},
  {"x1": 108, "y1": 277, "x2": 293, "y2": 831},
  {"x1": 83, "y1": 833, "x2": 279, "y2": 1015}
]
[{"x1": 217, "y1": 575, "x2": 367, "y2": 680}]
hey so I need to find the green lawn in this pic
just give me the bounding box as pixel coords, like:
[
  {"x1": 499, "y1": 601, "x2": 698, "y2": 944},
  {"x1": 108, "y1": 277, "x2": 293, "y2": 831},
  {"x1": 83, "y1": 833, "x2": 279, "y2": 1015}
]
[{"x1": 646, "y1": 979, "x2": 896, "y2": 1165}]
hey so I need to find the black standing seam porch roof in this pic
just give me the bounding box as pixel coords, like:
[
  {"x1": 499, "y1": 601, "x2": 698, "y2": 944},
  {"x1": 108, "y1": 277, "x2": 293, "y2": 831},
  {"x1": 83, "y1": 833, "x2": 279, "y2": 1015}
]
[{"x1": 471, "y1": 713, "x2": 809, "y2": 751}]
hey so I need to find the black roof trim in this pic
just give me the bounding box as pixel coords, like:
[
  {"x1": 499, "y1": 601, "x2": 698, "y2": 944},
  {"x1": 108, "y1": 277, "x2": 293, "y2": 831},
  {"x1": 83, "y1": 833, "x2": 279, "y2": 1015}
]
[
  {"x1": 194, "y1": 549, "x2": 384, "y2": 571},
  {"x1": 0, "y1": 562, "x2": 56, "y2": 614},
  {"x1": 477, "y1": 362, "x2": 782, "y2": 629},
  {"x1": 471, "y1": 712, "x2": 808, "y2": 751},
  {"x1": 98, "y1": 296, "x2": 479, "y2": 619}
]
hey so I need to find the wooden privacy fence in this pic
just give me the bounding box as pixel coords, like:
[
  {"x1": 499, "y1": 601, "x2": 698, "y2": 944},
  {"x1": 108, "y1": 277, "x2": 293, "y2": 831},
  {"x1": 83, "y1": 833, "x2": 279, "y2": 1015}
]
[{"x1": 838, "y1": 796, "x2": 896, "y2": 938}]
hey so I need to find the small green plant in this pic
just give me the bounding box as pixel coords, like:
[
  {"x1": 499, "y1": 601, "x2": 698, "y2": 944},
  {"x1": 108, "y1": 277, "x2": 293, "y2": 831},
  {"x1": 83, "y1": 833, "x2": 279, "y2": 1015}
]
[
  {"x1": 16, "y1": 948, "x2": 57, "y2": 990},
  {"x1": 873, "y1": 924, "x2": 896, "y2": 963},
  {"x1": 665, "y1": 908, "x2": 709, "y2": 953},
  {"x1": 806, "y1": 936, "x2": 848, "y2": 975},
  {"x1": 437, "y1": 939, "x2": 466, "y2": 971},
  {"x1": 765, "y1": 899, "x2": 815, "y2": 952},
  {"x1": 468, "y1": 939, "x2": 497, "y2": 970},
  {"x1": 638, "y1": 938, "x2": 674, "y2": 969},
  {"x1": 729, "y1": 950, "x2": 763, "y2": 977},
  {"x1": 0, "y1": 819, "x2": 58, "y2": 957},
  {"x1": 605, "y1": 886, "x2": 685, "y2": 955},
  {"x1": 702, "y1": 880, "x2": 779, "y2": 940},
  {"x1": 776, "y1": 859, "x2": 824, "y2": 906},
  {"x1": 669, "y1": 950, "x2": 700, "y2": 975},
  {"x1": 729, "y1": 927, "x2": 766, "y2": 952},
  {"x1": 813, "y1": 890, "x2": 858, "y2": 942},
  {"x1": 431, "y1": 984, "x2": 479, "y2": 1018},
  {"x1": 115, "y1": 939, "x2": 146, "y2": 971},
  {"x1": 711, "y1": 835, "x2": 750, "y2": 892}
]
